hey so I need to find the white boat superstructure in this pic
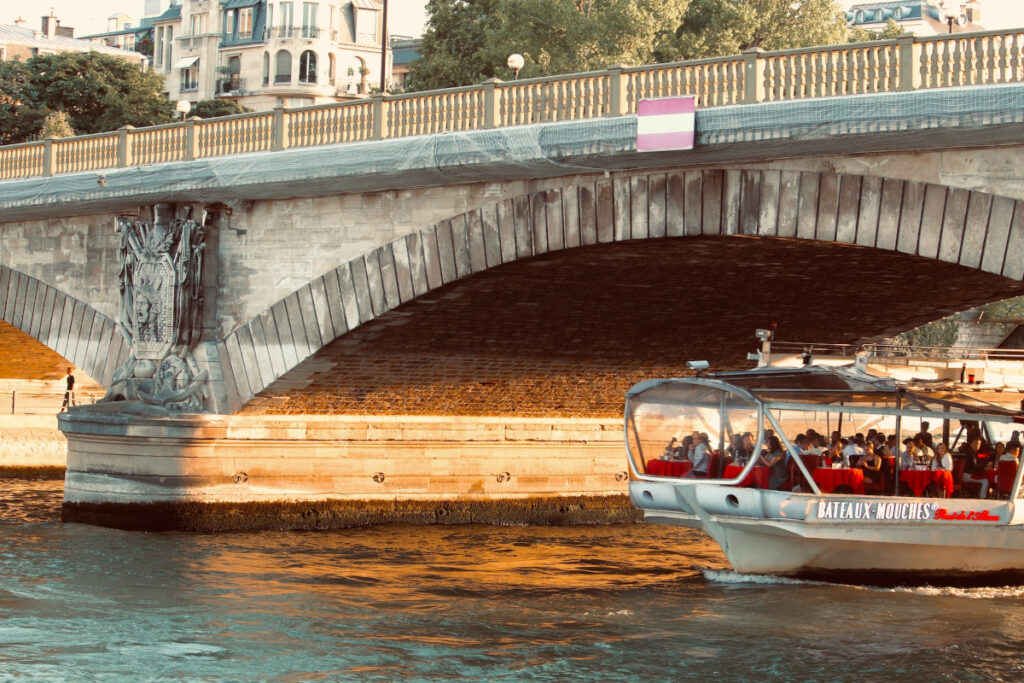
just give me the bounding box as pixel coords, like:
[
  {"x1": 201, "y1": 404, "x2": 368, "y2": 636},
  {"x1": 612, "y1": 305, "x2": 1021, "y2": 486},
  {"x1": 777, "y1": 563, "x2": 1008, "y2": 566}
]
[{"x1": 625, "y1": 365, "x2": 1024, "y2": 577}]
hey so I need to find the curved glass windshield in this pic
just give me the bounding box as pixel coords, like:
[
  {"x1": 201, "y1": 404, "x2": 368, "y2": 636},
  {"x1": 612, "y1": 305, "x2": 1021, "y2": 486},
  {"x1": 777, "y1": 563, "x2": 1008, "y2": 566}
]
[{"x1": 626, "y1": 381, "x2": 760, "y2": 478}]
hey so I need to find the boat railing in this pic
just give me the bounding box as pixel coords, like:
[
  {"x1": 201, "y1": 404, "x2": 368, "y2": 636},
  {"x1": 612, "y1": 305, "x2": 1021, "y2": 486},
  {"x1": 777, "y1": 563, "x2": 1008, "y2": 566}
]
[{"x1": 770, "y1": 341, "x2": 1024, "y2": 362}]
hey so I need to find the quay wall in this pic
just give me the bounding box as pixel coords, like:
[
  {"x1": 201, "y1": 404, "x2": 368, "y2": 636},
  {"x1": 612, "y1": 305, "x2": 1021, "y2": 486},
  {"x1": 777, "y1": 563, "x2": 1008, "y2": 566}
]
[{"x1": 58, "y1": 410, "x2": 635, "y2": 530}]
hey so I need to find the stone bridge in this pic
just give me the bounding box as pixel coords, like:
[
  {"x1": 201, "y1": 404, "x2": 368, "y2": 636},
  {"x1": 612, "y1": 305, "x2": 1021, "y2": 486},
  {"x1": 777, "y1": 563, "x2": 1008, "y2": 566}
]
[{"x1": 3, "y1": 33, "x2": 1024, "y2": 527}]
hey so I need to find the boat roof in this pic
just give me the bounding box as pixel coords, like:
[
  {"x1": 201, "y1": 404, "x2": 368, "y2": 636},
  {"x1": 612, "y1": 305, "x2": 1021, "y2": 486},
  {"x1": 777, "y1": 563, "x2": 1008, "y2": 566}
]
[{"x1": 626, "y1": 365, "x2": 1024, "y2": 424}]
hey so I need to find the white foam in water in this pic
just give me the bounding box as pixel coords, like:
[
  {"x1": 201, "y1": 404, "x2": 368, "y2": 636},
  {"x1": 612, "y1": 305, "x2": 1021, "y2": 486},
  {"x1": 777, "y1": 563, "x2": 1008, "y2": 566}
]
[
  {"x1": 702, "y1": 569, "x2": 825, "y2": 586},
  {"x1": 703, "y1": 568, "x2": 1024, "y2": 599},
  {"x1": 889, "y1": 585, "x2": 1024, "y2": 600}
]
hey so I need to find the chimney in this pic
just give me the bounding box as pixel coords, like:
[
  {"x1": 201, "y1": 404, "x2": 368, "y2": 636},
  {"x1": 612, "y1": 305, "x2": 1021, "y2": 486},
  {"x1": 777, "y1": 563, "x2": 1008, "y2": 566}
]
[
  {"x1": 964, "y1": 1, "x2": 981, "y2": 25},
  {"x1": 41, "y1": 12, "x2": 58, "y2": 39},
  {"x1": 14, "y1": 16, "x2": 25, "y2": 26}
]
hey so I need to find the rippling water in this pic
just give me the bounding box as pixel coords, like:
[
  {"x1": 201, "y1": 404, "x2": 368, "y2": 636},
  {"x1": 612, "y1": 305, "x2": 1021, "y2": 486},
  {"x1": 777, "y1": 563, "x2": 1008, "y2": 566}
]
[{"x1": 3, "y1": 480, "x2": 1024, "y2": 681}]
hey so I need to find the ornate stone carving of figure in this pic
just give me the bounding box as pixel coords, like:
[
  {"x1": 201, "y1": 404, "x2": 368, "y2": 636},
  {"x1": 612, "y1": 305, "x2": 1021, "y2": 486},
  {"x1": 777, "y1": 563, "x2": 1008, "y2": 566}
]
[{"x1": 104, "y1": 203, "x2": 210, "y2": 412}]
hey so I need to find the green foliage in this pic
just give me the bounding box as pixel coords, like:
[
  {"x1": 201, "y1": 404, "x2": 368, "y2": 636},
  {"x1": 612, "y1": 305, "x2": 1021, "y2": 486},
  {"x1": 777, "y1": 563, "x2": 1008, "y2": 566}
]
[
  {"x1": 38, "y1": 110, "x2": 75, "y2": 138},
  {"x1": 655, "y1": 0, "x2": 850, "y2": 61},
  {"x1": 190, "y1": 99, "x2": 253, "y2": 119},
  {"x1": 1, "y1": 52, "x2": 174, "y2": 144},
  {"x1": 977, "y1": 296, "x2": 1024, "y2": 321},
  {"x1": 408, "y1": 0, "x2": 855, "y2": 90},
  {"x1": 848, "y1": 18, "x2": 906, "y2": 43},
  {"x1": 893, "y1": 316, "x2": 960, "y2": 349}
]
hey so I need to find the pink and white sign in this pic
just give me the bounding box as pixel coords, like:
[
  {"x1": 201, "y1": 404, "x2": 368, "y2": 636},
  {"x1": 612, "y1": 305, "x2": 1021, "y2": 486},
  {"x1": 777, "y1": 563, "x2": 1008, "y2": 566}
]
[{"x1": 636, "y1": 96, "x2": 696, "y2": 152}]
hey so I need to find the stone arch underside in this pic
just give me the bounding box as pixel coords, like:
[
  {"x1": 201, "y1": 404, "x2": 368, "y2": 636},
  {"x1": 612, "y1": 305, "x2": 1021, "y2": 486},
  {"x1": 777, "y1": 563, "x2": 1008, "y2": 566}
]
[
  {"x1": 0, "y1": 265, "x2": 128, "y2": 387},
  {"x1": 219, "y1": 167, "x2": 1024, "y2": 412}
]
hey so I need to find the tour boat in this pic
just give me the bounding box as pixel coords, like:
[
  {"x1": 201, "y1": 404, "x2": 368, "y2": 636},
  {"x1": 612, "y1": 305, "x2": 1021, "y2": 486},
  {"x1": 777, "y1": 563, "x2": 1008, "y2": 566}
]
[{"x1": 625, "y1": 364, "x2": 1024, "y2": 579}]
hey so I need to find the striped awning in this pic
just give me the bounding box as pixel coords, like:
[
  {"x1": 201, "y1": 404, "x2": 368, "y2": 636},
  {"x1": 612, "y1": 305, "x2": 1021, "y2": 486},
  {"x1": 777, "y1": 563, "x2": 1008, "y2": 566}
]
[{"x1": 172, "y1": 55, "x2": 199, "y2": 69}]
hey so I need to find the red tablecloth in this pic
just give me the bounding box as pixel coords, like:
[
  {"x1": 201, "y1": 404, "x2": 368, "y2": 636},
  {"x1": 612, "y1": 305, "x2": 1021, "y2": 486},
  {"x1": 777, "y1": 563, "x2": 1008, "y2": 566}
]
[
  {"x1": 646, "y1": 459, "x2": 692, "y2": 477},
  {"x1": 723, "y1": 464, "x2": 771, "y2": 488},
  {"x1": 899, "y1": 469, "x2": 954, "y2": 497},
  {"x1": 812, "y1": 467, "x2": 865, "y2": 494}
]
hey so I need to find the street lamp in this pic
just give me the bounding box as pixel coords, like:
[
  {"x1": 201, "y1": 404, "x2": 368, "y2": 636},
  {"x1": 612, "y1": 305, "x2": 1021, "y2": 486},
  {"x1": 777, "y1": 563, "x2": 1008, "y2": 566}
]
[
  {"x1": 507, "y1": 53, "x2": 524, "y2": 80},
  {"x1": 175, "y1": 99, "x2": 191, "y2": 122},
  {"x1": 938, "y1": 1, "x2": 960, "y2": 33}
]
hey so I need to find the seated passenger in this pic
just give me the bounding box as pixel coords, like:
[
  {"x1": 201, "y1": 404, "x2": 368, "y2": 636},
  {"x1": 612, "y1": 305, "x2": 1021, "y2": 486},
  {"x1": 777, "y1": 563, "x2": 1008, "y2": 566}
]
[
  {"x1": 757, "y1": 435, "x2": 788, "y2": 489},
  {"x1": 930, "y1": 442, "x2": 953, "y2": 471},
  {"x1": 1003, "y1": 443, "x2": 1021, "y2": 464},
  {"x1": 899, "y1": 438, "x2": 917, "y2": 471},
  {"x1": 961, "y1": 436, "x2": 993, "y2": 498},
  {"x1": 662, "y1": 437, "x2": 678, "y2": 460},
  {"x1": 856, "y1": 442, "x2": 883, "y2": 484},
  {"x1": 686, "y1": 433, "x2": 710, "y2": 477}
]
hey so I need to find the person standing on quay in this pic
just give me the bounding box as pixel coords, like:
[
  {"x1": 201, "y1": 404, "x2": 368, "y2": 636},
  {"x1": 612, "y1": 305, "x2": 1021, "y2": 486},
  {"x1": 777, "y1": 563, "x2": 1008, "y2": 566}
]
[{"x1": 60, "y1": 367, "x2": 75, "y2": 411}]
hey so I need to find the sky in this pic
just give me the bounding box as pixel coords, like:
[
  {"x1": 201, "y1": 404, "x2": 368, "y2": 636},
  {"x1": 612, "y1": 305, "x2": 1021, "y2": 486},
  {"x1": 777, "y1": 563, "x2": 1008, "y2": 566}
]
[{"x1": 0, "y1": 0, "x2": 428, "y2": 39}]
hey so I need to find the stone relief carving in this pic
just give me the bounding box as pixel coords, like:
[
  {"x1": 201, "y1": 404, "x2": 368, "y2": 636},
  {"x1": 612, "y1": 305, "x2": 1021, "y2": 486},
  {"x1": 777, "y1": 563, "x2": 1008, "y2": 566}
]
[{"x1": 103, "y1": 203, "x2": 210, "y2": 412}]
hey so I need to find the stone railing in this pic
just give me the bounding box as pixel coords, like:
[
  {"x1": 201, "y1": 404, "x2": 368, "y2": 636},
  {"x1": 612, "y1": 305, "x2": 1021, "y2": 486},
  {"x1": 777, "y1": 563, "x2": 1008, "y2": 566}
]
[{"x1": 3, "y1": 28, "x2": 1024, "y2": 181}]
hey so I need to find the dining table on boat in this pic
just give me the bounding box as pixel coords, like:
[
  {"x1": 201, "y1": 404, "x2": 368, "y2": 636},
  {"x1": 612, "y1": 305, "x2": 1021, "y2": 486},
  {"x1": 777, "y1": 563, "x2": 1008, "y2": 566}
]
[
  {"x1": 812, "y1": 467, "x2": 865, "y2": 495},
  {"x1": 723, "y1": 464, "x2": 771, "y2": 488},
  {"x1": 898, "y1": 468, "x2": 954, "y2": 497},
  {"x1": 646, "y1": 459, "x2": 692, "y2": 477}
]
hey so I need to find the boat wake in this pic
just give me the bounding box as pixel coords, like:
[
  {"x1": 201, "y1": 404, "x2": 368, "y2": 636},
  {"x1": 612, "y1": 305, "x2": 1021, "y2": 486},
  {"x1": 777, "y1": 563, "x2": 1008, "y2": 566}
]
[{"x1": 702, "y1": 567, "x2": 1024, "y2": 597}]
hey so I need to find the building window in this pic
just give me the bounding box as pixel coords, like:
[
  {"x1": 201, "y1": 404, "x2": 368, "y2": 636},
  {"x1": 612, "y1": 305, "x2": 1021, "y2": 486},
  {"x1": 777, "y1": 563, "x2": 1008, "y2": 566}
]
[
  {"x1": 275, "y1": 50, "x2": 292, "y2": 83},
  {"x1": 302, "y1": 2, "x2": 318, "y2": 38},
  {"x1": 356, "y1": 8, "x2": 377, "y2": 44},
  {"x1": 299, "y1": 50, "x2": 317, "y2": 84},
  {"x1": 224, "y1": 10, "x2": 235, "y2": 37},
  {"x1": 164, "y1": 26, "x2": 173, "y2": 71},
  {"x1": 155, "y1": 27, "x2": 163, "y2": 67},
  {"x1": 279, "y1": 2, "x2": 294, "y2": 35},
  {"x1": 328, "y1": 53, "x2": 335, "y2": 85},
  {"x1": 190, "y1": 14, "x2": 208, "y2": 35},
  {"x1": 181, "y1": 62, "x2": 199, "y2": 91},
  {"x1": 263, "y1": 52, "x2": 270, "y2": 85},
  {"x1": 239, "y1": 8, "x2": 254, "y2": 38}
]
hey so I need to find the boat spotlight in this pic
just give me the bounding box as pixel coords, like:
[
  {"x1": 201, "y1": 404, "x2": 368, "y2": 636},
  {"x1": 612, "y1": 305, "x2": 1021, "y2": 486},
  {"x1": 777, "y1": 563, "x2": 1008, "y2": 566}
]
[{"x1": 686, "y1": 360, "x2": 710, "y2": 373}]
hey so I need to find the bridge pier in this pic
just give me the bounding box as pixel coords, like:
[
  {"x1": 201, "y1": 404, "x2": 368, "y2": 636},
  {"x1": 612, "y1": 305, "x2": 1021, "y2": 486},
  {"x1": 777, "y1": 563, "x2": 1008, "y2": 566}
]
[{"x1": 58, "y1": 408, "x2": 635, "y2": 530}]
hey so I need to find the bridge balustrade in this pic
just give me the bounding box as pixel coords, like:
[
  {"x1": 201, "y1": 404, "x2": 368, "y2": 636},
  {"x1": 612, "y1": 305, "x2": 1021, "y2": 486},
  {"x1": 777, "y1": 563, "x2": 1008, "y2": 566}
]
[{"x1": 3, "y1": 28, "x2": 1024, "y2": 181}]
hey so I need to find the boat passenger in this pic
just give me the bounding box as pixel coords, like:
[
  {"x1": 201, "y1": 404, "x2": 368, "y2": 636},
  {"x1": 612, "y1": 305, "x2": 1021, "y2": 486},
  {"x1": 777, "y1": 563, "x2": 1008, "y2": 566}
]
[
  {"x1": 931, "y1": 442, "x2": 953, "y2": 471},
  {"x1": 758, "y1": 435, "x2": 787, "y2": 489},
  {"x1": 915, "y1": 435, "x2": 935, "y2": 464},
  {"x1": 686, "y1": 433, "x2": 710, "y2": 477},
  {"x1": 827, "y1": 441, "x2": 848, "y2": 468},
  {"x1": 961, "y1": 437, "x2": 994, "y2": 498},
  {"x1": 856, "y1": 441, "x2": 883, "y2": 484},
  {"x1": 1000, "y1": 442, "x2": 1019, "y2": 463},
  {"x1": 726, "y1": 433, "x2": 749, "y2": 466},
  {"x1": 842, "y1": 434, "x2": 866, "y2": 466},
  {"x1": 899, "y1": 438, "x2": 917, "y2": 471}
]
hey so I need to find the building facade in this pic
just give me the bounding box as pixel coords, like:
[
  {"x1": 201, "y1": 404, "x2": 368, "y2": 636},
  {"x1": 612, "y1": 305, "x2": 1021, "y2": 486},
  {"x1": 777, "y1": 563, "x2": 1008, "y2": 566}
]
[
  {"x1": 844, "y1": 0, "x2": 984, "y2": 36},
  {"x1": 0, "y1": 13, "x2": 147, "y2": 65},
  {"x1": 142, "y1": 0, "x2": 391, "y2": 111}
]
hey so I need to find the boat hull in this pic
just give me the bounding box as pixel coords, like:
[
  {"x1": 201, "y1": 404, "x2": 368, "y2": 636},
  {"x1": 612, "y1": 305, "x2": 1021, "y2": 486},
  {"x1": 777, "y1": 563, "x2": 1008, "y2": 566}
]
[{"x1": 631, "y1": 480, "x2": 1024, "y2": 576}]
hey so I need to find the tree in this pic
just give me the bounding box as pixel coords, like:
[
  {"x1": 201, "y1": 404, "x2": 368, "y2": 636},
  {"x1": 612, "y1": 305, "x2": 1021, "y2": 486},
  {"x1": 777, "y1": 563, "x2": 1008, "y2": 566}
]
[
  {"x1": 407, "y1": 0, "x2": 690, "y2": 89},
  {"x1": 0, "y1": 60, "x2": 45, "y2": 145},
  {"x1": 38, "y1": 110, "x2": 75, "y2": 139},
  {"x1": 848, "y1": 18, "x2": 906, "y2": 43},
  {"x1": 655, "y1": 0, "x2": 850, "y2": 62},
  {"x1": 190, "y1": 99, "x2": 253, "y2": 119},
  {"x1": 0, "y1": 52, "x2": 175, "y2": 144}
]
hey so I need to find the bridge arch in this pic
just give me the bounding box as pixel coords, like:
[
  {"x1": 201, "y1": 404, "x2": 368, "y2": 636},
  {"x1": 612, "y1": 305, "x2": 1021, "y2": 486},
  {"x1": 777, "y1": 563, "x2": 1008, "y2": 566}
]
[
  {"x1": 219, "y1": 167, "x2": 1024, "y2": 410},
  {"x1": 0, "y1": 265, "x2": 127, "y2": 386}
]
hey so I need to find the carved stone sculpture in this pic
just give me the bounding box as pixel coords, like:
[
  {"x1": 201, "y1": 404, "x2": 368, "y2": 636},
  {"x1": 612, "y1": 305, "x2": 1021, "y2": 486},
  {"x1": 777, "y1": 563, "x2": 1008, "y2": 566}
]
[{"x1": 103, "y1": 203, "x2": 210, "y2": 411}]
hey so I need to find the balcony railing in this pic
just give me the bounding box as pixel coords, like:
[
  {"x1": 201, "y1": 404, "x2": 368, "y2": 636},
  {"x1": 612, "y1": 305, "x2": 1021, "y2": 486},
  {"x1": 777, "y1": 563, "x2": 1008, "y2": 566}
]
[
  {"x1": 268, "y1": 26, "x2": 320, "y2": 39},
  {"x1": 215, "y1": 77, "x2": 245, "y2": 95},
  {"x1": 4, "y1": 28, "x2": 1024, "y2": 180}
]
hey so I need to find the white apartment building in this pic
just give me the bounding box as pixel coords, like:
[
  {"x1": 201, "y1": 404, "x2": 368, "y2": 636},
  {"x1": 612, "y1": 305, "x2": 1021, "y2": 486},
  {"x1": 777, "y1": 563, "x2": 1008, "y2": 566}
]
[{"x1": 149, "y1": 0, "x2": 390, "y2": 111}]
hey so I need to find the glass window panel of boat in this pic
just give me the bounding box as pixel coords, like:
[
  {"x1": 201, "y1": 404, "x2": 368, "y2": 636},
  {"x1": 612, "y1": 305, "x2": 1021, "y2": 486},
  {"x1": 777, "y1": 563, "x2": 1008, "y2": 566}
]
[{"x1": 627, "y1": 383, "x2": 758, "y2": 472}]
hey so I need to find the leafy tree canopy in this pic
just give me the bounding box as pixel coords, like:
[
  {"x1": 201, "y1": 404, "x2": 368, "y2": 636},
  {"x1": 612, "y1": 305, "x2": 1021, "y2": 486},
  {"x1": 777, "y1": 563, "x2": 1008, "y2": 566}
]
[
  {"x1": 190, "y1": 99, "x2": 253, "y2": 119},
  {"x1": 407, "y1": 0, "x2": 900, "y2": 91},
  {"x1": 0, "y1": 52, "x2": 174, "y2": 144}
]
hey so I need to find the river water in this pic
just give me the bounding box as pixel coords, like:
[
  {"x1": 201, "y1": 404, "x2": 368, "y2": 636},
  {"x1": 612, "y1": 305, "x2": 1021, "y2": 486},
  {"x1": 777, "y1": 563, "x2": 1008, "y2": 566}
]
[{"x1": 3, "y1": 480, "x2": 1024, "y2": 681}]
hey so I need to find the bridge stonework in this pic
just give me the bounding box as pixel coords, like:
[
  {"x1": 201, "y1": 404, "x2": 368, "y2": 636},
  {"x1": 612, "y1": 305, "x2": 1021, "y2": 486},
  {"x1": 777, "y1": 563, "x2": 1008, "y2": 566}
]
[{"x1": 217, "y1": 166, "x2": 1024, "y2": 412}]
